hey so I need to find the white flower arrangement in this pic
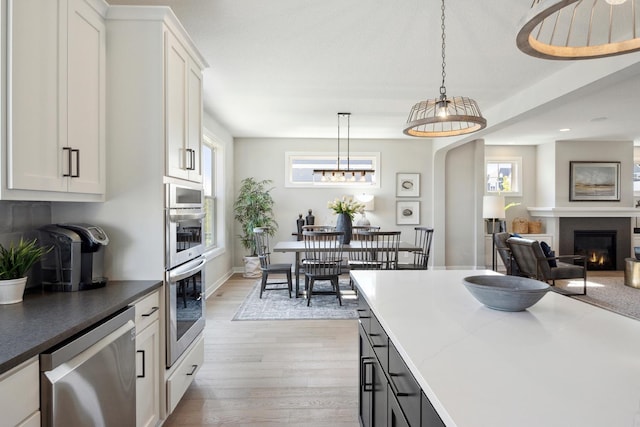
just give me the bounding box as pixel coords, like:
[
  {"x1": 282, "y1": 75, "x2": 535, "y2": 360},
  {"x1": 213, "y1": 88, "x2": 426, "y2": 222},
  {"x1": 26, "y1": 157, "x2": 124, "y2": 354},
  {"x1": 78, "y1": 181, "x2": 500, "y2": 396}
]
[{"x1": 327, "y1": 197, "x2": 365, "y2": 220}]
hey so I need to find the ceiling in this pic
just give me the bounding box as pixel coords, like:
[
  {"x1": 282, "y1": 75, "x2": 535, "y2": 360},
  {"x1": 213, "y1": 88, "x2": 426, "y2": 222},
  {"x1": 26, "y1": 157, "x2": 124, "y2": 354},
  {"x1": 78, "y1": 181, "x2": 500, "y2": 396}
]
[{"x1": 107, "y1": 0, "x2": 640, "y2": 146}]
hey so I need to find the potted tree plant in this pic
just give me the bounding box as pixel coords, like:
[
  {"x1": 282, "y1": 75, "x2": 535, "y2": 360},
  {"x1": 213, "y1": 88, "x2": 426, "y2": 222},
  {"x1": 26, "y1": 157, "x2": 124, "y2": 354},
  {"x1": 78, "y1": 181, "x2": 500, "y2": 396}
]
[
  {"x1": 0, "y1": 238, "x2": 51, "y2": 304},
  {"x1": 234, "y1": 178, "x2": 278, "y2": 277}
]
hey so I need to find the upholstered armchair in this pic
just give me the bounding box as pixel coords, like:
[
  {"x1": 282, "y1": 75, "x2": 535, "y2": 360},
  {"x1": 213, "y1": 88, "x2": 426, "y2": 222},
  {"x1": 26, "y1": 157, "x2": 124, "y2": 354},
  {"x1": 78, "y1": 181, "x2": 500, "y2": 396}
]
[
  {"x1": 493, "y1": 232, "x2": 520, "y2": 275},
  {"x1": 506, "y1": 236, "x2": 587, "y2": 295}
]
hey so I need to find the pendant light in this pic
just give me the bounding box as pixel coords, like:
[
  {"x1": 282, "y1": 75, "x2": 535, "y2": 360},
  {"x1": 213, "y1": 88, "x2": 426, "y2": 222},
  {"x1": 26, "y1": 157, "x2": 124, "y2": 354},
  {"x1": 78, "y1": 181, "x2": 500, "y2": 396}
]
[
  {"x1": 404, "y1": 0, "x2": 487, "y2": 138},
  {"x1": 313, "y1": 113, "x2": 374, "y2": 183},
  {"x1": 517, "y1": 0, "x2": 640, "y2": 60}
]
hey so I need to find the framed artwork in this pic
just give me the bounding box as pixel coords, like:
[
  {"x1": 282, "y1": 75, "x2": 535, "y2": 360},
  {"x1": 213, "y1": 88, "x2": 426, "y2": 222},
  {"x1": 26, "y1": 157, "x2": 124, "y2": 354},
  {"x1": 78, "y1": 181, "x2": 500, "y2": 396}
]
[
  {"x1": 396, "y1": 201, "x2": 420, "y2": 225},
  {"x1": 569, "y1": 161, "x2": 620, "y2": 201},
  {"x1": 396, "y1": 173, "x2": 420, "y2": 197}
]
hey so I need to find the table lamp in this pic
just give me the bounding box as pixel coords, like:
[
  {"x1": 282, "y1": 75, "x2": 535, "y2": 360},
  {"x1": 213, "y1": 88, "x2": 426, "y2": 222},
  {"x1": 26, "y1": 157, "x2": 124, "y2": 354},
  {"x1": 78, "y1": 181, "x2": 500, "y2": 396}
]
[{"x1": 483, "y1": 195, "x2": 505, "y2": 270}]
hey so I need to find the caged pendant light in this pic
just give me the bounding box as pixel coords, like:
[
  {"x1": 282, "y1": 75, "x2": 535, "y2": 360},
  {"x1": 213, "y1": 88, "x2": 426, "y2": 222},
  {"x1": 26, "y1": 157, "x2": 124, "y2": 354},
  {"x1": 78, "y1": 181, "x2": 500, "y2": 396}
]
[
  {"x1": 516, "y1": 0, "x2": 640, "y2": 60},
  {"x1": 404, "y1": 0, "x2": 487, "y2": 138},
  {"x1": 313, "y1": 113, "x2": 375, "y2": 183}
]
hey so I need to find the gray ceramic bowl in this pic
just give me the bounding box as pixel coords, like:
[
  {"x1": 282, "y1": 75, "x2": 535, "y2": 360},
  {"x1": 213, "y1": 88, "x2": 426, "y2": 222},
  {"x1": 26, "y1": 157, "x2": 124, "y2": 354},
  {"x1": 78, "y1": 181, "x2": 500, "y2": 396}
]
[{"x1": 462, "y1": 275, "x2": 550, "y2": 312}]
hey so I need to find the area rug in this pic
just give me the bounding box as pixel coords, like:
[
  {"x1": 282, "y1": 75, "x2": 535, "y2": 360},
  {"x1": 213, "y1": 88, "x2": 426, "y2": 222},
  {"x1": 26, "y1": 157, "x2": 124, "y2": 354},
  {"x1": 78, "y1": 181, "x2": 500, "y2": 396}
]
[
  {"x1": 232, "y1": 279, "x2": 358, "y2": 321},
  {"x1": 555, "y1": 275, "x2": 640, "y2": 321}
]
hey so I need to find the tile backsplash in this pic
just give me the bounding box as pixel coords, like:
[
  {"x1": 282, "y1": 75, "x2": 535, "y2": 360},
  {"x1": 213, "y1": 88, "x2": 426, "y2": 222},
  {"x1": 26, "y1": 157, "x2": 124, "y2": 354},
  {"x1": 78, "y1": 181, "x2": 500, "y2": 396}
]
[{"x1": 0, "y1": 201, "x2": 52, "y2": 289}]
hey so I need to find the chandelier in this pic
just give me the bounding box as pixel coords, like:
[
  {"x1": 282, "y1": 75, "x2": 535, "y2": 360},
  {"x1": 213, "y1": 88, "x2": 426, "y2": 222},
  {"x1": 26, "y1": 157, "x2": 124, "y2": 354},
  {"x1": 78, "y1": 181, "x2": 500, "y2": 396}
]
[
  {"x1": 517, "y1": 0, "x2": 640, "y2": 60},
  {"x1": 403, "y1": 0, "x2": 487, "y2": 138},
  {"x1": 313, "y1": 113, "x2": 375, "y2": 182}
]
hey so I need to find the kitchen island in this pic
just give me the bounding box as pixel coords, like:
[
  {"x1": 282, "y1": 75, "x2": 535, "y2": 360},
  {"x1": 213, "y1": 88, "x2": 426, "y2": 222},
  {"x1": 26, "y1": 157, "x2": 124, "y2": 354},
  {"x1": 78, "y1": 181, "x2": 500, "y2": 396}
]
[{"x1": 351, "y1": 269, "x2": 640, "y2": 427}]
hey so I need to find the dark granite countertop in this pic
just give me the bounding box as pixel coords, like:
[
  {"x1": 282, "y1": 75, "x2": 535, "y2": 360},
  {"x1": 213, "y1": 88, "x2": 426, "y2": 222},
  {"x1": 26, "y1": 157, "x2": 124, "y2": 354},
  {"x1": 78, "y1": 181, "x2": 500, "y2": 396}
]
[{"x1": 0, "y1": 280, "x2": 162, "y2": 374}]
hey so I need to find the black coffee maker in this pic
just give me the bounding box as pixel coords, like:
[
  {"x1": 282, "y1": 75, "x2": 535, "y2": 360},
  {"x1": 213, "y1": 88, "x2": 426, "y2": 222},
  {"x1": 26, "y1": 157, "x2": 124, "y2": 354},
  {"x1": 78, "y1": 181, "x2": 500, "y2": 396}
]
[{"x1": 39, "y1": 223, "x2": 109, "y2": 291}]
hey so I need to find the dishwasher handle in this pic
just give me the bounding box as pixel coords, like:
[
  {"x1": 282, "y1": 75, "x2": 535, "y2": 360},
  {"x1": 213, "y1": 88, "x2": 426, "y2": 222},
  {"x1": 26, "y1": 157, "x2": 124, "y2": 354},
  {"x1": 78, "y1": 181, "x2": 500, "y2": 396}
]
[{"x1": 40, "y1": 306, "x2": 135, "y2": 371}]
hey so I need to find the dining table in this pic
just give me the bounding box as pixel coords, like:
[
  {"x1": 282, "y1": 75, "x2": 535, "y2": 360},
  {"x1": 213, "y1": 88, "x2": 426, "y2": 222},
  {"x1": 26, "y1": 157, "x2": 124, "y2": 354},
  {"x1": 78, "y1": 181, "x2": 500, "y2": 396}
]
[{"x1": 273, "y1": 239, "x2": 421, "y2": 297}]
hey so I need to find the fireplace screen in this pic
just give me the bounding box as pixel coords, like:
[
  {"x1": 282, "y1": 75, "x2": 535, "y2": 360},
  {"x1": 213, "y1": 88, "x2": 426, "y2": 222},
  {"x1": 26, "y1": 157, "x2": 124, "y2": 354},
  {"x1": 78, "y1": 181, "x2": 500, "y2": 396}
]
[{"x1": 573, "y1": 230, "x2": 616, "y2": 271}]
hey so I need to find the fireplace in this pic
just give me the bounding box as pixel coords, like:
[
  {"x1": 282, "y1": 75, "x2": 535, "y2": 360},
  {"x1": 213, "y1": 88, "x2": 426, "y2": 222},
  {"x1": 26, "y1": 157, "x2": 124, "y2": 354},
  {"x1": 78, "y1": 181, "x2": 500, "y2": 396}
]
[
  {"x1": 559, "y1": 217, "x2": 630, "y2": 271},
  {"x1": 573, "y1": 230, "x2": 616, "y2": 270}
]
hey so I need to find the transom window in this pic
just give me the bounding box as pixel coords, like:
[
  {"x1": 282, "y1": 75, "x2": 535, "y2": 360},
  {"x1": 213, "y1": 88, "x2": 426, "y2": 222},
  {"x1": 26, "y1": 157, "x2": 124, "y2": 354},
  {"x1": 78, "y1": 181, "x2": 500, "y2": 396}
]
[
  {"x1": 285, "y1": 152, "x2": 380, "y2": 188},
  {"x1": 485, "y1": 157, "x2": 522, "y2": 196}
]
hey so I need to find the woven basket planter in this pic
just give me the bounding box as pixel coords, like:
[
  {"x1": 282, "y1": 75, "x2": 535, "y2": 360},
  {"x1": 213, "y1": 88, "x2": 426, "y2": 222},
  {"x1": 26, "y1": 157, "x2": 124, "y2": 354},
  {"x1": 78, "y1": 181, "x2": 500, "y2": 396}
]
[{"x1": 512, "y1": 217, "x2": 529, "y2": 234}]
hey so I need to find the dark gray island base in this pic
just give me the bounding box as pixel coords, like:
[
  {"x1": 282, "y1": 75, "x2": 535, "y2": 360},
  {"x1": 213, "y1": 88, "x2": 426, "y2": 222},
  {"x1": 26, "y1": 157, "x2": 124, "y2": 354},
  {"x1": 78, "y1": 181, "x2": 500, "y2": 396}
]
[{"x1": 0, "y1": 280, "x2": 162, "y2": 374}]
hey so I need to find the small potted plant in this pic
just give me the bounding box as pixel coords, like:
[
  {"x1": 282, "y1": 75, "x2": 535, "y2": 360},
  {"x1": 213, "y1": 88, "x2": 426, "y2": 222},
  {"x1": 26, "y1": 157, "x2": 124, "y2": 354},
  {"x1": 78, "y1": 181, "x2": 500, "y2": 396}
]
[
  {"x1": 328, "y1": 197, "x2": 365, "y2": 244},
  {"x1": 234, "y1": 178, "x2": 278, "y2": 277},
  {"x1": 0, "y1": 238, "x2": 51, "y2": 304}
]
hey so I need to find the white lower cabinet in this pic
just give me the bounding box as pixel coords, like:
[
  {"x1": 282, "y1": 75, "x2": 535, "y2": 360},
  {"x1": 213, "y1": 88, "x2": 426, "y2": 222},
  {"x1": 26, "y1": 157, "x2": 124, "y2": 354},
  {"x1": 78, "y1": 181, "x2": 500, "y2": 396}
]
[
  {"x1": 0, "y1": 357, "x2": 40, "y2": 427},
  {"x1": 134, "y1": 290, "x2": 161, "y2": 427},
  {"x1": 167, "y1": 335, "x2": 204, "y2": 413}
]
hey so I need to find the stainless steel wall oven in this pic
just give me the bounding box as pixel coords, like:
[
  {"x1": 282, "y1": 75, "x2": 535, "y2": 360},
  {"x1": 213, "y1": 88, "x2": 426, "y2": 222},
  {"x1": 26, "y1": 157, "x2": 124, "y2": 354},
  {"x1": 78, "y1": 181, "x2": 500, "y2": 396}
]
[
  {"x1": 166, "y1": 182, "x2": 205, "y2": 270},
  {"x1": 165, "y1": 182, "x2": 207, "y2": 367},
  {"x1": 166, "y1": 255, "x2": 206, "y2": 367}
]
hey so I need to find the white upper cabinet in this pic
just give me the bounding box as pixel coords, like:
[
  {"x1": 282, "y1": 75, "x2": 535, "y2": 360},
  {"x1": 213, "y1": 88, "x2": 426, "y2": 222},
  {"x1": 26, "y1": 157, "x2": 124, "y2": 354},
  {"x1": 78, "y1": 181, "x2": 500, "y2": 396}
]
[
  {"x1": 3, "y1": 0, "x2": 106, "y2": 201},
  {"x1": 165, "y1": 29, "x2": 203, "y2": 183},
  {"x1": 106, "y1": 6, "x2": 206, "y2": 186}
]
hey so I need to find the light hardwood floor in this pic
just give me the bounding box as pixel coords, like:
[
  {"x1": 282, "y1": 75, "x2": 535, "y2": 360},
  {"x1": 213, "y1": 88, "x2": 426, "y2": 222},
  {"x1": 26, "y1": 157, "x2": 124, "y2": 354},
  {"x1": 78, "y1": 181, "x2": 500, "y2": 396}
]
[{"x1": 164, "y1": 274, "x2": 360, "y2": 426}]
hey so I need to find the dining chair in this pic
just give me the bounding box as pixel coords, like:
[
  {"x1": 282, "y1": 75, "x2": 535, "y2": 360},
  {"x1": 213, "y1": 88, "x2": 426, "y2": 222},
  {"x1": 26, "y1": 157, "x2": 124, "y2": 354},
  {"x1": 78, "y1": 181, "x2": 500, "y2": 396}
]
[
  {"x1": 302, "y1": 230, "x2": 345, "y2": 306},
  {"x1": 253, "y1": 227, "x2": 293, "y2": 298},
  {"x1": 349, "y1": 231, "x2": 401, "y2": 271},
  {"x1": 302, "y1": 225, "x2": 336, "y2": 232},
  {"x1": 351, "y1": 225, "x2": 381, "y2": 241},
  {"x1": 396, "y1": 227, "x2": 434, "y2": 270}
]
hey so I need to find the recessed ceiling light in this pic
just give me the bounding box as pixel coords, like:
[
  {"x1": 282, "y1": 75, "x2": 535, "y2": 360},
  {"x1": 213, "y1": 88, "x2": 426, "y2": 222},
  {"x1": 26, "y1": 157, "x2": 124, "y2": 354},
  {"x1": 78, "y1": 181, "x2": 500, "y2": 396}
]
[{"x1": 559, "y1": 128, "x2": 571, "y2": 132}]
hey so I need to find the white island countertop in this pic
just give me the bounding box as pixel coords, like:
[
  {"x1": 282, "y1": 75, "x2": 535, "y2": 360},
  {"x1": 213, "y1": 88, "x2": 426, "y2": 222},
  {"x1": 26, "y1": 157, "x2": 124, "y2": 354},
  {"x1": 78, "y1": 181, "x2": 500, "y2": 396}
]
[{"x1": 350, "y1": 269, "x2": 640, "y2": 427}]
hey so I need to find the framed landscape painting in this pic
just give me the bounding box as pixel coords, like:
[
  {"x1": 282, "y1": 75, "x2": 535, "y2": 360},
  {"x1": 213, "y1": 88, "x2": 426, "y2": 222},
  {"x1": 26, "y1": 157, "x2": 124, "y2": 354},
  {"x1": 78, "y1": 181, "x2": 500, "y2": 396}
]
[{"x1": 570, "y1": 161, "x2": 620, "y2": 201}]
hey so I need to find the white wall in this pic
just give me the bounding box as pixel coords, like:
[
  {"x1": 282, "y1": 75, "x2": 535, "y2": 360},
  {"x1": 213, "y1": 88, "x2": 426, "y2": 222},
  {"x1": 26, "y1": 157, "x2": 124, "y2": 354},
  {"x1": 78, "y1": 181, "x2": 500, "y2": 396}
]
[
  {"x1": 233, "y1": 137, "x2": 432, "y2": 268},
  {"x1": 555, "y1": 140, "x2": 634, "y2": 207},
  {"x1": 536, "y1": 142, "x2": 556, "y2": 208},
  {"x1": 444, "y1": 140, "x2": 485, "y2": 268}
]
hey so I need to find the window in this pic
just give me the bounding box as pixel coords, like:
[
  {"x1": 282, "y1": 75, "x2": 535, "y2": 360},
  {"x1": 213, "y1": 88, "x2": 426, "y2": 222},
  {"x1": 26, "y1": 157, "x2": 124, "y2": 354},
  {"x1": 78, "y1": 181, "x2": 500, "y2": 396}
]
[
  {"x1": 485, "y1": 157, "x2": 522, "y2": 196},
  {"x1": 285, "y1": 152, "x2": 380, "y2": 188},
  {"x1": 202, "y1": 136, "x2": 219, "y2": 249}
]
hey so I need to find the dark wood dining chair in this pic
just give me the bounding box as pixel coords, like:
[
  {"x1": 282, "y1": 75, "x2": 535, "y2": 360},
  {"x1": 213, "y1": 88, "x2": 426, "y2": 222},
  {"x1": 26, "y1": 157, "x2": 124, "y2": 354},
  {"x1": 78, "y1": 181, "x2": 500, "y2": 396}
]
[
  {"x1": 254, "y1": 227, "x2": 293, "y2": 298},
  {"x1": 302, "y1": 230, "x2": 344, "y2": 306},
  {"x1": 396, "y1": 227, "x2": 434, "y2": 270},
  {"x1": 351, "y1": 225, "x2": 381, "y2": 241},
  {"x1": 349, "y1": 231, "x2": 401, "y2": 271}
]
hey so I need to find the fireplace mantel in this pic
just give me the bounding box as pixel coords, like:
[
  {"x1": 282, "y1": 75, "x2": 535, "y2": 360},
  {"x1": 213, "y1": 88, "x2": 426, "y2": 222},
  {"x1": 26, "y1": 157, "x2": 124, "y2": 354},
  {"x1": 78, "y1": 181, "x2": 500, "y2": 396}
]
[{"x1": 528, "y1": 207, "x2": 640, "y2": 218}]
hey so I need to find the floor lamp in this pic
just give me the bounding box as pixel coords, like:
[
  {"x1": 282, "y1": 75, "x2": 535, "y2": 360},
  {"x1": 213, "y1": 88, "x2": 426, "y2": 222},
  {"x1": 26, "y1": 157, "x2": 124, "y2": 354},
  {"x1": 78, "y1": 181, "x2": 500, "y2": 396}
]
[{"x1": 483, "y1": 195, "x2": 505, "y2": 271}]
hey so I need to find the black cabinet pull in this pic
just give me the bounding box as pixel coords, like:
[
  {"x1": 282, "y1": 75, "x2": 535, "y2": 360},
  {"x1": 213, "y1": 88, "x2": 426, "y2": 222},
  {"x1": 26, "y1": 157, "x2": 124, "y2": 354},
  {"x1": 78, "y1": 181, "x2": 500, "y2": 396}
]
[
  {"x1": 360, "y1": 356, "x2": 374, "y2": 391},
  {"x1": 71, "y1": 148, "x2": 80, "y2": 177},
  {"x1": 141, "y1": 306, "x2": 159, "y2": 317},
  {"x1": 137, "y1": 350, "x2": 145, "y2": 378},
  {"x1": 186, "y1": 148, "x2": 196, "y2": 170},
  {"x1": 389, "y1": 373, "x2": 409, "y2": 397},
  {"x1": 62, "y1": 147, "x2": 72, "y2": 177},
  {"x1": 62, "y1": 147, "x2": 80, "y2": 178},
  {"x1": 187, "y1": 364, "x2": 198, "y2": 375}
]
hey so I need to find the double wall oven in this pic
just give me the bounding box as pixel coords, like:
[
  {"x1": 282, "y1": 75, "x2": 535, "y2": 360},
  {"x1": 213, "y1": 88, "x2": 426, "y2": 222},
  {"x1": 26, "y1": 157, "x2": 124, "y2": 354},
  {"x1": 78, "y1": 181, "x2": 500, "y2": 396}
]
[{"x1": 165, "y1": 182, "x2": 206, "y2": 367}]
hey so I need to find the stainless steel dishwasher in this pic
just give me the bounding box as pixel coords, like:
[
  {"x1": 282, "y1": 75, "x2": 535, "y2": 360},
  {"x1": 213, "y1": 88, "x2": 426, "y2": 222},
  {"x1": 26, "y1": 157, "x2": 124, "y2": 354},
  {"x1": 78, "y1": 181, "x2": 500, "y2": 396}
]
[{"x1": 40, "y1": 306, "x2": 136, "y2": 427}]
